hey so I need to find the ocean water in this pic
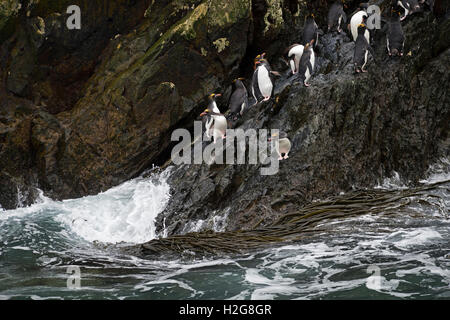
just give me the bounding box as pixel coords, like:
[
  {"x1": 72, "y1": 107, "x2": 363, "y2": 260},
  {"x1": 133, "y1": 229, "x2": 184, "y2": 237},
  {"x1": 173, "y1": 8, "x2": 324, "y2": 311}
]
[{"x1": 0, "y1": 161, "x2": 449, "y2": 300}]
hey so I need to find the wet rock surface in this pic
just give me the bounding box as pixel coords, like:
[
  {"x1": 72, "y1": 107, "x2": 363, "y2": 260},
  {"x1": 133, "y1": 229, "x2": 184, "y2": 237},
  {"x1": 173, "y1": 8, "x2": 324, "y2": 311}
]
[{"x1": 155, "y1": 7, "x2": 450, "y2": 236}]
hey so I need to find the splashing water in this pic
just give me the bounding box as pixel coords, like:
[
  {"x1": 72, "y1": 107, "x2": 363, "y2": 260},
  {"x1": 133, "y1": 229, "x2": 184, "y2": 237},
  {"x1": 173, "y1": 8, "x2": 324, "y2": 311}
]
[
  {"x1": 55, "y1": 169, "x2": 172, "y2": 244},
  {"x1": 0, "y1": 163, "x2": 449, "y2": 300}
]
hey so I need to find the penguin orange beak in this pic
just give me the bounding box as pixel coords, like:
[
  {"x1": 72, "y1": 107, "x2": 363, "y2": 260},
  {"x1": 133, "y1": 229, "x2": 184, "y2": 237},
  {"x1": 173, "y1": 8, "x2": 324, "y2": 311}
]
[
  {"x1": 200, "y1": 112, "x2": 207, "y2": 117},
  {"x1": 215, "y1": 94, "x2": 222, "y2": 97}
]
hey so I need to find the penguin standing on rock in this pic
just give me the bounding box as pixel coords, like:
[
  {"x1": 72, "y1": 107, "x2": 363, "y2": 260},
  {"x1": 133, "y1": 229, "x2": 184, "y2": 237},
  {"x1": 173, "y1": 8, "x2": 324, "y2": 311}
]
[
  {"x1": 350, "y1": 3, "x2": 370, "y2": 43},
  {"x1": 397, "y1": 0, "x2": 421, "y2": 21},
  {"x1": 285, "y1": 44, "x2": 304, "y2": 75},
  {"x1": 228, "y1": 78, "x2": 249, "y2": 121},
  {"x1": 354, "y1": 24, "x2": 376, "y2": 73},
  {"x1": 251, "y1": 55, "x2": 280, "y2": 103},
  {"x1": 269, "y1": 131, "x2": 291, "y2": 160},
  {"x1": 303, "y1": 14, "x2": 319, "y2": 49},
  {"x1": 328, "y1": 1, "x2": 347, "y2": 33},
  {"x1": 200, "y1": 93, "x2": 227, "y2": 143},
  {"x1": 386, "y1": 11, "x2": 405, "y2": 57},
  {"x1": 297, "y1": 39, "x2": 315, "y2": 87}
]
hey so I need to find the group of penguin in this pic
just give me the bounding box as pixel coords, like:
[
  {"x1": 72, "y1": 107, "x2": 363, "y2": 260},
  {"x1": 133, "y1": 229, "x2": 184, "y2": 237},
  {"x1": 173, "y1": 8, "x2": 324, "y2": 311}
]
[{"x1": 199, "y1": 0, "x2": 433, "y2": 161}]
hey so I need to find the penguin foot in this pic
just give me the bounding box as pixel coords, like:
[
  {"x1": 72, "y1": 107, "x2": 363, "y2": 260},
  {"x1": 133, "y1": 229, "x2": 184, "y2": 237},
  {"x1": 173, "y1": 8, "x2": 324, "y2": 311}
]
[
  {"x1": 304, "y1": 82, "x2": 311, "y2": 87},
  {"x1": 283, "y1": 155, "x2": 289, "y2": 159},
  {"x1": 278, "y1": 156, "x2": 284, "y2": 160},
  {"x1": 361, "y1": 69, "x2": 368, "y2": 73},
  {"x1": 263, "y1": 96, "x2": 270, "y2": 101}
]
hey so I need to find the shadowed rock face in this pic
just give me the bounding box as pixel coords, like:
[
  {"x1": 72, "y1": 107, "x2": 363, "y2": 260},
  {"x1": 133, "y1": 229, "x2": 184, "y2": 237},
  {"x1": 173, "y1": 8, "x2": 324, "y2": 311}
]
[
  {"x1": 0, "y1": 0, "x2": 448, "y2": 234},
  {"x1": 0, "y1": 0, "x2": 260, "y2": 207}
]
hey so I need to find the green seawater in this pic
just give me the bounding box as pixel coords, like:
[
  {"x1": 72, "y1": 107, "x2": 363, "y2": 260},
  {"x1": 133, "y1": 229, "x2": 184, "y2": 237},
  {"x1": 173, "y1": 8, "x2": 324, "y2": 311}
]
[{"x1": 0, "y1": 166, "x2": 449, "y2": 300}]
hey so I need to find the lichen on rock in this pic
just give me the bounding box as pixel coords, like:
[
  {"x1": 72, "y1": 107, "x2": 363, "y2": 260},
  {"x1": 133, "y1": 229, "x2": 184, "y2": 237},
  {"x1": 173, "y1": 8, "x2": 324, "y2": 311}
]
[
  {"x1": 263, "y1": 0, "x2": 284, "y2": 35},
  {"x1": 213, "y1": 37, "x2": 230, "y2": 53}
]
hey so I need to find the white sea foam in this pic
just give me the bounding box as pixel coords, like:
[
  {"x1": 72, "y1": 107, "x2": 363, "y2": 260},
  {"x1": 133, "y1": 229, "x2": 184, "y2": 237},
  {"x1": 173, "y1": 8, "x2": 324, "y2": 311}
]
[
  {"x1": 1, "y1": 168, "x2": 173, "y2": 244},
  {"x1": 182, "y1": 210, "x2": 230, "y2": 234},
  {"x1": 56, "y1": 168, "x2": 172, "y2": 244},
  {"x1": 389, "y1": 228, "x2": 442, "y2": 249},
  {"x1": 375, "y1": 171, "x2": 408, "y2": 190},
  {"x1": 420, "y1": 157, "x2": 450, "y2": 184}
]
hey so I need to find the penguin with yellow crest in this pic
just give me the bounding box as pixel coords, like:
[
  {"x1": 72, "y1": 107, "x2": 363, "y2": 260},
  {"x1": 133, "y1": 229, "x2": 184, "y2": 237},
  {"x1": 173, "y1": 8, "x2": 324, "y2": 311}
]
[
  {"x1": 200, "y1": 93, "x2": 227, "y2": 144},
  {"x1": 354, "y1": 21, "x2": 376, "y2": 73}
]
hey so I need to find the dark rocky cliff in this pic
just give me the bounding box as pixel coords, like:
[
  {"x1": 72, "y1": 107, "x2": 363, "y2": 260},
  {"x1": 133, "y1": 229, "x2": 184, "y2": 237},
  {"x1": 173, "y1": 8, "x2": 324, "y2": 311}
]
[{"x1": 0, "y1": 0, "x2": 448, "y2": 244}]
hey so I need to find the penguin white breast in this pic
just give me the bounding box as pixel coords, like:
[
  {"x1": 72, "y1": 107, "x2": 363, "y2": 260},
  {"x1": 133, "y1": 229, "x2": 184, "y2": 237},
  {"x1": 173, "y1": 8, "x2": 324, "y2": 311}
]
[
  {"x1": 289, "y1": 59, "x2": 296, "y2": 74},
  {"x1": 289, "y1": 45, "x2": 304, "y2": 60},
  {"x1": 363, "y1": 50, "x2": 368, "y2": 69},
  {"x1": 278, "y1": 138, "x2": 291, "y2": 154},
  {"x1": 310, "y1": 50, "x2": 315, "y2": 72},
  {"x1": 305, "y1": 67, "x2": 311, "y2": 83},
  {"x1": 212, "y1": 115, "x2": 227, "y2": 135},
  {"x1": 289, "y1": 45, "x2": 304, "y2": 73},
  {"x1": 205, "y1": 117, "x2": 214, "y2": 138},
  {"x1": 211, "y1": 101, "x2": 220, "y2": 113},
  {"x1": 257, "y1": 66, "x2": 273, "y2": 98}
]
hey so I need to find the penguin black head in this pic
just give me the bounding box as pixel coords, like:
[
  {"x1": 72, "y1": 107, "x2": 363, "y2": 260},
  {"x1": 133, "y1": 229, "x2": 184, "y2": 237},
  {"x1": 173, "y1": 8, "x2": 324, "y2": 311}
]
[
  {"x1": 304, "y1": 39, "x2": 315, "y2": 50},
  {"x1": 279, "y1": 131, "x2": 288, "y2": 139},
  {"x1": 268, "y1": 131, "x2": 288, "y2": 141},
  {"x1": 200, "y1": 109, "x2": 210, "y2": 117},
  {"x1": 359, "y1": 2, "x2": 369, "y2": 10},
  {"x1": 254, "y1": 53, "x2": 266, "y2": 69},
  {"x1": 306, "y1": 13, "x2": 315, "y2": 22},
  {"x1": 232, "y1": 77, "x2": 245, "y2": 88},
  {"x1": 361, "y1": 14, "x2": 368, "y2": 24},
  {"x1": 357, "y1": 23, "x2": 367, "y2": 35},
  {"x1": 208, "y1": 93, "x2": 221, "y2": 101},
  {"x1": 391, "y1": 8, "x2": 402, "y2": 19},
  {"x1": 256, "y1": 58, "x2": 271, "y2": 69}
]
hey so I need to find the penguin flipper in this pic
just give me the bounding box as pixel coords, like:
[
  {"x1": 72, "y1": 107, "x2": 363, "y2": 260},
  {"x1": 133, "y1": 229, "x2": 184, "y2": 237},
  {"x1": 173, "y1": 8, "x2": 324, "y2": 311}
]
[
  {"x1": 270, "y1": 71, "x2": 282, "y2": 77},
  {"x1": 342, "y1": 11, "x2": 348, "y2": 23},
  {"x1": 307, "y1": 61, "x2": 313, "y2": 75},
  {"x1": 368, "y1": 44, "x2": 376, "y2": 61},
  {"x1": 251, "y1": 69, "x2": 263, "y2": 103}
]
